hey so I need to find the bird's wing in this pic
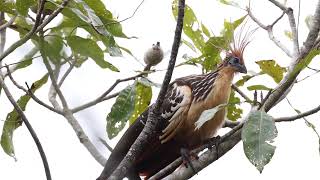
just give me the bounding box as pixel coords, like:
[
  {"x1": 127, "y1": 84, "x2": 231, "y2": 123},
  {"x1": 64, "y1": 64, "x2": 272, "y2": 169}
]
[{"x1": 159, "y1": 82, "x2": 192, "y2": 143}]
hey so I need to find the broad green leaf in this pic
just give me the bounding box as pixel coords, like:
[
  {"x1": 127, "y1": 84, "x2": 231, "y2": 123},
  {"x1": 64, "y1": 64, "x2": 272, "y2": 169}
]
[
  {"x1": 182, "y1": 39, "x2": 197, "y2": 52},
  {"x1": 75, "y1": 0, "x2": 111, "y2": 36},
  {"x1": 235, "y1": 75, "x2": 254, "y2": 86},
  {"x1": 16, "y1": 58, "x2": 33, "y2": 70},
  {"x1": 202, "y1": 36, "x2": 226, "y2": 72},
  {"x1": 227, "y1": 90, "x2": 243, "y2": 121},
  {"x1": 106, "y1": 85, "x2": 135, "y2": 139},
  {"x1": 129, "y1": 81, "x2": 152, "y2": 124},
  {"x1": 66, "y1": 36, "x2": 119, "y2": 71},
  {"x1": 201, "y1": 23, "x2": 211, "y2": 37},
  {"x1": 242, "y1": 110, "x2": 278, "y2": 173},
  {"x1": 195, "y1": 103, "x2": 227, "y2": 130},
  {"x1": 43, "y1": 32, "x2": 64, "y2": 64},
  {"x1": 172, "y1": 0, "x2": 206, "y2": 52},
  {"x1": 292, "y1": 49, "x2": 320, "y2": 76},
  {"x1": 16, "y1": 0, "x2": 35, "y2": 16},
  {"x1": 247, "y1": 85, "x2": 271, "y2": 91},
  {"x1": 222, "y1": 15, "x2": 246, "y2": 41},
  {"x1": 0, "y1": 1, "x2": 16, "y2": 14},
  {"x1": 1, "y1": 74, "x2": 49, "y2": 158},
  {"x1": 256, "y1": 60, "x2": 287, "y2": 83}
]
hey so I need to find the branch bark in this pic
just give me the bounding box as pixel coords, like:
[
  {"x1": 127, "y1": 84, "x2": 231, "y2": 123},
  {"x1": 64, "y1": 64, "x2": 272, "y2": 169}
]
[
  {"x1": 151, "y1": 1, "x2": 320, "y2": 179},
  {"x1": 99, "y1": 1, "x2": 186, "y2": 179},
  {"x1": 0, "y1": 8, "x2": 51, "y2": 180}
]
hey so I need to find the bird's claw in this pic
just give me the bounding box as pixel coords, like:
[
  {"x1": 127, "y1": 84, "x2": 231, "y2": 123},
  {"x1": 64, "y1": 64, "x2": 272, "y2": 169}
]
[
  {"x1": 205, "y1": 135, "x2": 221, "y2": 160},
  {"x1": 180, "y1": 148, "x2": 198, "y2": 174}
]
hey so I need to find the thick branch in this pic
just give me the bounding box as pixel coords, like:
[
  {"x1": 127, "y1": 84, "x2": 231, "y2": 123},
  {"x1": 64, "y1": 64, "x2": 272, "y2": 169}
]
[{"x1": 101, "y1": 1, "x2": 186, "y2": 179}]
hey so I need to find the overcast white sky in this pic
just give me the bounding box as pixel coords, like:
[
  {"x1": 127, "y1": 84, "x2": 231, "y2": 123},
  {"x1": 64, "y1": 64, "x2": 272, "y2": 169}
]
[{"x1": 0, "y1": 0, "x2": 320, "y2": 179}]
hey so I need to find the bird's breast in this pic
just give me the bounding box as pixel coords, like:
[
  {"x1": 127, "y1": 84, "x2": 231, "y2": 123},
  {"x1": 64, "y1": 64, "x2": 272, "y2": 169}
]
[{"x1": 176, "y1": 70, "x2": 235, "y2": 147}]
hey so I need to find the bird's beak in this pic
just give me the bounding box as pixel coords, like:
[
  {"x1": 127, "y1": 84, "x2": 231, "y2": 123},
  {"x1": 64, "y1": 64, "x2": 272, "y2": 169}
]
[{"x1": 236, "y1": 64, "x2": 247, "y2": 73}]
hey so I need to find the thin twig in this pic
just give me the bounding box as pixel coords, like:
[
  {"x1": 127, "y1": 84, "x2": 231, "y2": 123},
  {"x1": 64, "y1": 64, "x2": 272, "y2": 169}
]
[
  {"x1": 107, "y1": 0, "x2": 145, "y2": 25},
  {"x1": 5, "y1": 65, "x2": 64, "y2": 115},
  {"x1": 0, "y1": 76, "x2": 52, "y2": 180},
  {"x1": 99, "y1": 138, "x2": 113, "y2": 152},
  {"x1": 247, "y1": 7, "x2": 292, "y2": 57},
  {"x1": 275, "y1": 104, "x2": 320, "y2": 122},
  {"x1": 58, "y1": 59, "x2": 76, "y2": 86},
  {"x1": 0, "y1": 7, "x2": 51, "y2": 179},
  {"x1": 39, "y1": 31, "x2": 69, "y2": 110},
  {"x1": 0, "y1": 0, "x2": 46, "y2": 62},
  {"x1": 0, "y1": 0, "x2": 69, "y2": 62},
  {"x1": 72, "y1": 73, "x2": 144, "y2": 113},
  {"x1": 231, "y1": 84, "x2": 252, "y2": 103},
  {"x1": 0, "y1": 15, "x2": 17, "y2": 31}
]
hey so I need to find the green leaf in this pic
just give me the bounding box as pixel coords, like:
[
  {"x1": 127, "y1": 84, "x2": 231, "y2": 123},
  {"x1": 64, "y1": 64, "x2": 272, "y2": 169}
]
[
  {"x1": 247, "y1": 85, "x2": 271, "y2": 91},
  {"x1": 172, "y1": 0, "x2": 206, "y2": 52},
  {"x1": 1, "y1": 74, "x2": 49, "y2": 158},
  {"x1": 195, "y1": 103, "x2": 228, "y2": 130},
  {"x1": 202, "y1": 36, "x2": 226, "y2": 72},
  {"x1": 292, "y1": 49, "x2": 320, "y2": 75},
  {"x1": 43, "y1": 32, "x2": 64, "y2": 64},
  {"x1": 242, "y1": 110, "x2": 278, "y2": 173},
  {"x1": 16, "y1": 0, "x2": 35, "y2": 16},
  {"x1": 129, "y1": 81, "x2": 152, "y2": 124},
  {"x1": 256, "y1": 60, "x2": 287, "y2": 83},
  {"x1": 222, "y1": 16, "x2": 246, "y2": 41},
  {"x1": 0, "y1": 1, "x2": 16, "y2": 14},
  {"x1": 235, "y1": 75, "x2": 254, "y2": 86},
  {"x1": 66, "y1": 36, "x2": 119, "y2": 71},
  {"x1": 182, "y1": 39, "x2": 197, "y2": 52},
  {"x1": 227, "y1": 90, "x2": 243, "y2": 121},
  {"x1": 106, "y1": 85, "x2": 135, "y2": 139},
  {"x1": 201, "y1": 23, "x2": 211, "y2": 37}
]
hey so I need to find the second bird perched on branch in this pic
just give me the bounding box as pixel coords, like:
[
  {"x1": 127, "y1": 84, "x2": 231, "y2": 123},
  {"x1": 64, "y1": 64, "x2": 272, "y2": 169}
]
[{"x1": 99, "y1": 31, "x2": 251, "y2": 179}]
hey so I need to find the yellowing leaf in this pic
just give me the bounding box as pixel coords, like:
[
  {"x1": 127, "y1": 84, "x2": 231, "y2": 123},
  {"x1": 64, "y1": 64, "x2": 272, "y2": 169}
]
[{"x1": 256, "y1": 60, "x2": 286, "y2": 83}]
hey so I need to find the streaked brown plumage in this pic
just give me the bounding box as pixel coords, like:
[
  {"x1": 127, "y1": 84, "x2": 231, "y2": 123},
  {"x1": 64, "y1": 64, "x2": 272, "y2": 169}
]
[{"x1": 99, "y1": 29, "x2": 252, "y2": 180}]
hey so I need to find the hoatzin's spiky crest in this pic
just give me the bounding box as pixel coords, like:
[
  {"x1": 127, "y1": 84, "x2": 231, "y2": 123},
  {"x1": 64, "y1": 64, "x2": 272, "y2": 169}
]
[{"x1": 98, "y1": 22, "x2": 254, "y2": 180}]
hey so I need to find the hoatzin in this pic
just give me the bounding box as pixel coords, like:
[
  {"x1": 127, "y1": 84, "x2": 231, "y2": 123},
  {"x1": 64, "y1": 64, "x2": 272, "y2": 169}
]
[{"x1": 99, "y1": 34, "x2": 250, "y2": 180}]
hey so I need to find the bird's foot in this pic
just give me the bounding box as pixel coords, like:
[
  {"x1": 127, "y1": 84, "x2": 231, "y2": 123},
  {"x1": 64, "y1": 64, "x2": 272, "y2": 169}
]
[
  {"x1": 180, "y1": 148, "x2": 198, "y2": 174},
  {"x1": 205, "y1": 135, "x2": 221, "y2": 160}
]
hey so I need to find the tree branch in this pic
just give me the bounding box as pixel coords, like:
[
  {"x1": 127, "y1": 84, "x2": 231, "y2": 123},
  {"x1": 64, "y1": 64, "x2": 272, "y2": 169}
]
[
  {"x1": 231, "y1": 84, "x2": 252, "y2": 103},
  {"x1": 247, "y1": 7, "x2": 292, "y2": 57},
  {"x1": 0, "y1": 15, "x2": 17, "y2": 31},
  {"x1": 71, "y1": 73, "x2": 144, "y2": 113},
  {"x1": 0, "y1": 0, "x2": 69, "y2": 62},
  {"x1": 275, "y1": 104, "x2": 320, "y2": 122},
  {"x1": 264, "y1": 0, "x2": 320, "y2": 111},
  {"x1": 0, "y1": 8, "x2": 51, "y2": 179},
  {"x1": 100, "y1": 1, "x2": 186, "y2": 179},
  {"x1": 4, "y1": 65, "x2": 63, "y2": 115}
]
